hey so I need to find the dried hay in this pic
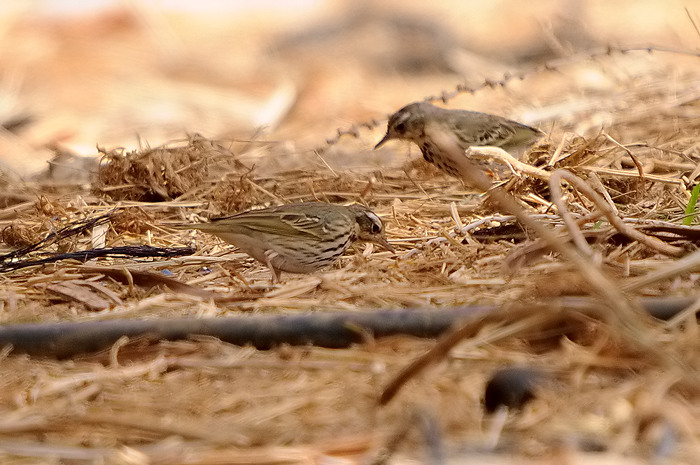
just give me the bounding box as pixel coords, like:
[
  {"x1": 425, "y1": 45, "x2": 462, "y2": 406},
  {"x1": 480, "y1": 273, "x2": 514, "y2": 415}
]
[
  {"x1": 0, "y1": 21, "x2": 699, "y2": 465},
  {"x1": 94, "y1": 135, "x2": 251, "y2": 203}
]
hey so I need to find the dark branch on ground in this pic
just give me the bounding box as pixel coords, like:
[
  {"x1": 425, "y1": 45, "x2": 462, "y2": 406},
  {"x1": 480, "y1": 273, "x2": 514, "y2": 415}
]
[{"x1": 0, "y1": 296, "x2": 693, "y2": 359}]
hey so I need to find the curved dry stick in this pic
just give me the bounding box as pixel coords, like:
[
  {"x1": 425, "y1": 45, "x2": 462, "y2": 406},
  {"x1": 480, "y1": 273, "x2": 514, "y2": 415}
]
[
  {"x1": 380, "y1": 309, "x2": 546, "y2": 406},
  {"x1": 623, "y1": 248, "x2": 700, "y2": 293},
  {"x1": 466, "y1": 146, "x2": 551, "y2": 182},
  {"x1": 502, "y1": 210, "x2": 607, "y2": 272},
  {"x1": 603, "y1": 132, "x2": 646, "y2": 196},
  {"x1": 549, "y1": 171, "x2": 594, "y2": 257},
  {"x1": 549, "y1": 170, "x2": 685, "y2": 258}
]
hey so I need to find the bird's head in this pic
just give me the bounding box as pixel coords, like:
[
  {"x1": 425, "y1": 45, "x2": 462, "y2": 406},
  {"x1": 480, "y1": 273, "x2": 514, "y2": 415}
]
[
  {"x1": 374, "y1": 102, "x2": 428, "y2": 148},
  {"x1": 348, "y1": 204, "x2": 394, "y2": 253}
]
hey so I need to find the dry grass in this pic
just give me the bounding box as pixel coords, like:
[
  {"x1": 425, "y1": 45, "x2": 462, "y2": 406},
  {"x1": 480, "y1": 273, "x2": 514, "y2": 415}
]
[{"x1": 0, "y1": 4, "x2": 700, "y2": 464}]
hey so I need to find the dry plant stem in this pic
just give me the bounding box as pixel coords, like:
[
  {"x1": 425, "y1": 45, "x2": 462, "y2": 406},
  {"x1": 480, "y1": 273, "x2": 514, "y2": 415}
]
[
  {"x1": 401, "y1": 214, "x2": 564, "y2": 260},
  {"x1": 520, "y1": 211, "x2": 695, "y2": 251},
  {"x1": 0, "y1": 440, "x2": 109, "y2": 461},
  {"x1": 368, "y1": 409, "x2": 444, "y2": 465},
  {"x1": 623, "y1": 248, "x2": 700, "y2": 293},
  {"x1": 550, "y1": 170, "x2": 685, "y2": 257},
  {"x1": 548, "y1": 171, "x2": 594, "y2": 257},
  {"x1": 426, "y1": 126, "x2": 675, "y2": 365},
  {"x1": 603, "y1": 132, "x2": 646, "y2": 195},
  {"x1": 380, "y1": 308, "x2": 544, "y2": 405},
  {"x1": 586, "y1": 173, "x2": 619, "y2": 215},
  {"x1": 578, "y1": 166, "x2": 683, "y2": 185},
  {"x1": 502, "y1": 210, "x2": 606, "y2": 271},
  {"x1": 465, "y1": 146, "x2": 551, "y2": 181},
  {"x1": 547, "y1": 133, "x2": 574, "y2": 167},
  {"x1": 0, "y1": 438, "x2": 373, "y2": 464},
  {"x1": 666, "y1": 296, "x2": 700, "y2": 329},
  {"x1": 79, "y1": 411, "x2": 249, "y2": 445},
  {"x1": 190, "y1": 439, "x2": 374, "y2": 465}
]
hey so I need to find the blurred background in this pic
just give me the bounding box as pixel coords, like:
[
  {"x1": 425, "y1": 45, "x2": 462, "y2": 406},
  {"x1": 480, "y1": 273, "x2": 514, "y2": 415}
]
[{"x1": 0, "y1": 0, "x2": 697, "y2": 178}]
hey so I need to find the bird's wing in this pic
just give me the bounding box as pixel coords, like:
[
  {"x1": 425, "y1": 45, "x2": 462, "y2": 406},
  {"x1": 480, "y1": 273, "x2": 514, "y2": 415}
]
[
  {"x1": 277, "y1": 212, "x2": 328, "y2": 238},
  {"x1": 209, "y1": 210, "x2": 327, "y2": 239},
  {"x1": 474, "y1": 122, "x2": 518, "y2": 146},
  {"x1": 446, "y1": 111, "x2": 529, "y2": 148}
]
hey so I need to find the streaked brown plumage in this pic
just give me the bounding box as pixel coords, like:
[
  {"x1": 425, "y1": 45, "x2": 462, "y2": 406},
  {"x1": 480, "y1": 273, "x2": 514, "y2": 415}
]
[
  {"x1": 174, "y1": 202, "x2": 393, "y2": 282},
  {"x1": 375, "y1": 101, "x2": 543, "y2": 179}
]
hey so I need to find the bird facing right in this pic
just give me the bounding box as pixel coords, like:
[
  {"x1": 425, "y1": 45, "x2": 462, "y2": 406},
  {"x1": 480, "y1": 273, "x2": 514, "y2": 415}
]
[
  {"x1": 375, "y1": 101, "x2": 543, "y2": 180},
  {"x1": 173, "y1": 202, "x2": 393, "y2": 283}
]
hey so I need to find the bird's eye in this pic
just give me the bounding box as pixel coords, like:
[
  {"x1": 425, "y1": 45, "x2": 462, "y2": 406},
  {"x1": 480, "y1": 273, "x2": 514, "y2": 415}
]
[
  {"x1": 394, "y1": 121, "x2": 406, "y2": 133},
  {"x1": 371, "y1": 222, "x2": 381, "y2": 234}
]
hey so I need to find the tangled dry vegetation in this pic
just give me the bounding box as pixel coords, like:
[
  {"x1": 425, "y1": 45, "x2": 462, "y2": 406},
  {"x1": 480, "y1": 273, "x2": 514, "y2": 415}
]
[{"x1": 0, "y1": 53, "x2": 699, "y2": 464}]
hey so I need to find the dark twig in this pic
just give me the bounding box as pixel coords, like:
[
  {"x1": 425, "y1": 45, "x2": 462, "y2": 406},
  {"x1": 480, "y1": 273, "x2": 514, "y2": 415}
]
[
  {"x1": 0, "y1": 296, "x2": 694, "y2": 359},
  {"x1": 0, "y1": 213, "x2": 112, "y2": 265},
  {"x1": 0, "y1": 246, "x2": 196, "y2": 272}
]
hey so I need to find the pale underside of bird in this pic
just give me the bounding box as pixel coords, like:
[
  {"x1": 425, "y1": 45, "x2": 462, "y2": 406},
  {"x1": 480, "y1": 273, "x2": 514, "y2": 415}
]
[
  {"x1": 174, "y1": 202, "x2": 393, "y2": 282},
  {"x1": 375, "y1": 101, "x2": 544, "y2": 180}
]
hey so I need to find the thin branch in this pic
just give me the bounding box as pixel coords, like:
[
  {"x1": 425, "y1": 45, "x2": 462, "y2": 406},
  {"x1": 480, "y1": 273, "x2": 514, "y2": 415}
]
[{"x1": 550, "y1": 170, "x2": 684, "y2": 257}]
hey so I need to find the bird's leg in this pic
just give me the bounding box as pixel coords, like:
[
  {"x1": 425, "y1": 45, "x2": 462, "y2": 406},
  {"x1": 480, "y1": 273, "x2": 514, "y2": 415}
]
[
  {"x1": 466, "y1": 146, "x2": 519, "y2": 177},
  {"x1": 269, "y1": 267, "x2": 281, "y2": 284},
  {"x1": 264, "y1": 250, "x2": 281, "y2": 284}
]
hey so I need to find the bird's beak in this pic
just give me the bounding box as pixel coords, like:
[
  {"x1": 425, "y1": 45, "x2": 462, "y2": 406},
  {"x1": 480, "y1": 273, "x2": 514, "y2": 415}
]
[
  {"x1": 374, "y1": 236, "x2": 395, "y2": 254},
  {"x1": 374, "y1": 133, "x2": 391, "y2": 150}
]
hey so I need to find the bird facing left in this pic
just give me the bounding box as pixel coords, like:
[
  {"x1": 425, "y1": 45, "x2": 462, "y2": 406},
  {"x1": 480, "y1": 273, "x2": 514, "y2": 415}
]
[
  {"x1": 375, "y1": 101, "x2": 543, "y2": 182},
  {"x1": 173, "y1": 202, "x2": 394, "y2": 282}
]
